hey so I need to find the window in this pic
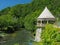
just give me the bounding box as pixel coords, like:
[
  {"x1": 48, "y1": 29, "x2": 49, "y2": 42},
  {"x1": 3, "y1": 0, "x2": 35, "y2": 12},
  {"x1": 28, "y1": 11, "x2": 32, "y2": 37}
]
[
  {"x1": 48, "y1": 20, "x2": 55, "y2": 24},
  {"x1": 38, "y1": 21, "x2": 41, "y2": 23},
  {"x1": 42, "y1": 20, "x2": 47, "y2": 24}
]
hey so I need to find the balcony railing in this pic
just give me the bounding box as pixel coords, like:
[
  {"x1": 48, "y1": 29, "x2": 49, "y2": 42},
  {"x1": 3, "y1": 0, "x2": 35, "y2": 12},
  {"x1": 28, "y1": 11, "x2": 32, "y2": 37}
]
[{"x1": 37, "y1": 23, "x2": 45, "y2": 27}]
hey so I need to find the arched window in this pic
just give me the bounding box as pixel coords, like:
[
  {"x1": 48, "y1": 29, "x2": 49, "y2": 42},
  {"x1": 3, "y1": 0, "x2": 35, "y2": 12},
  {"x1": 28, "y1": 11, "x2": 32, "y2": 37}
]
[
  {"x1": 38, "y1": 21, "x2": 41, "y2": 23},
  {"x1": 42, "y1": 20, "x2": 47, "y2": 24},
  {"x1": 48, "y1": 20, "x2": 55, "y2": 24}
]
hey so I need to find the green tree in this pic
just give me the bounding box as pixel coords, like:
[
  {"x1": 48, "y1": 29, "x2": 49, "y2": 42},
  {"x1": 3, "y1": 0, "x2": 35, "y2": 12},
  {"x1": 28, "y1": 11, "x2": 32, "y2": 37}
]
[
  {"x1": 0, "y1": 14, "x2": 18, "y2": 31},
  {"x1": 24, "y1": 10, "x2": 41, "y2": 32},
  {"x1": 41, "y1": 24, "x2": 59, "y2": 45}
]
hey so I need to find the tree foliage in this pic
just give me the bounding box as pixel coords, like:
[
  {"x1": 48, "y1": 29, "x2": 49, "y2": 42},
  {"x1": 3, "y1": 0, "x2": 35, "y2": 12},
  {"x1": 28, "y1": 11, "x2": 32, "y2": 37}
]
[
  {"x1": 41, "y1": 24, "x2": 60, "y2": 45},
  {"x1": 24, "y1": 10, "x2": 41, "y2": 31},
  {"x1": 0, "y1": 0, "x2": 60, "y2": 32}
]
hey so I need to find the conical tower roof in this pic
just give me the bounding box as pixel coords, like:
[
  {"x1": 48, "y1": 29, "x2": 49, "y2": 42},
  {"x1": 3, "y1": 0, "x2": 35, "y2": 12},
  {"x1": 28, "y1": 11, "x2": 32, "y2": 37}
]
[{"x1": 38, "y1": 7, "x2": 55, "y2": 19}]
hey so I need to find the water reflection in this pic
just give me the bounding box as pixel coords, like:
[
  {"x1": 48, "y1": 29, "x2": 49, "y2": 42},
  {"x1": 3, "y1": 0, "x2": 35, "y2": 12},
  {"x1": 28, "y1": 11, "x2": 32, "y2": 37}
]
[{"x1": 1, "y1": 30, "x2": 33, "y2": 45}]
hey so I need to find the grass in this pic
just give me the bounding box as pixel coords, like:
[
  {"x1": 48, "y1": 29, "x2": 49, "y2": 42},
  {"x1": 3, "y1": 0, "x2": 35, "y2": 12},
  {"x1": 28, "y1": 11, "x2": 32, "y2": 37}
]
[
  {"x1": 55, "y1": 42, "x2": 60, "y2": 45},
  {"x1": 33, "y1": 42, "x2": 43, "y2": 45}
]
